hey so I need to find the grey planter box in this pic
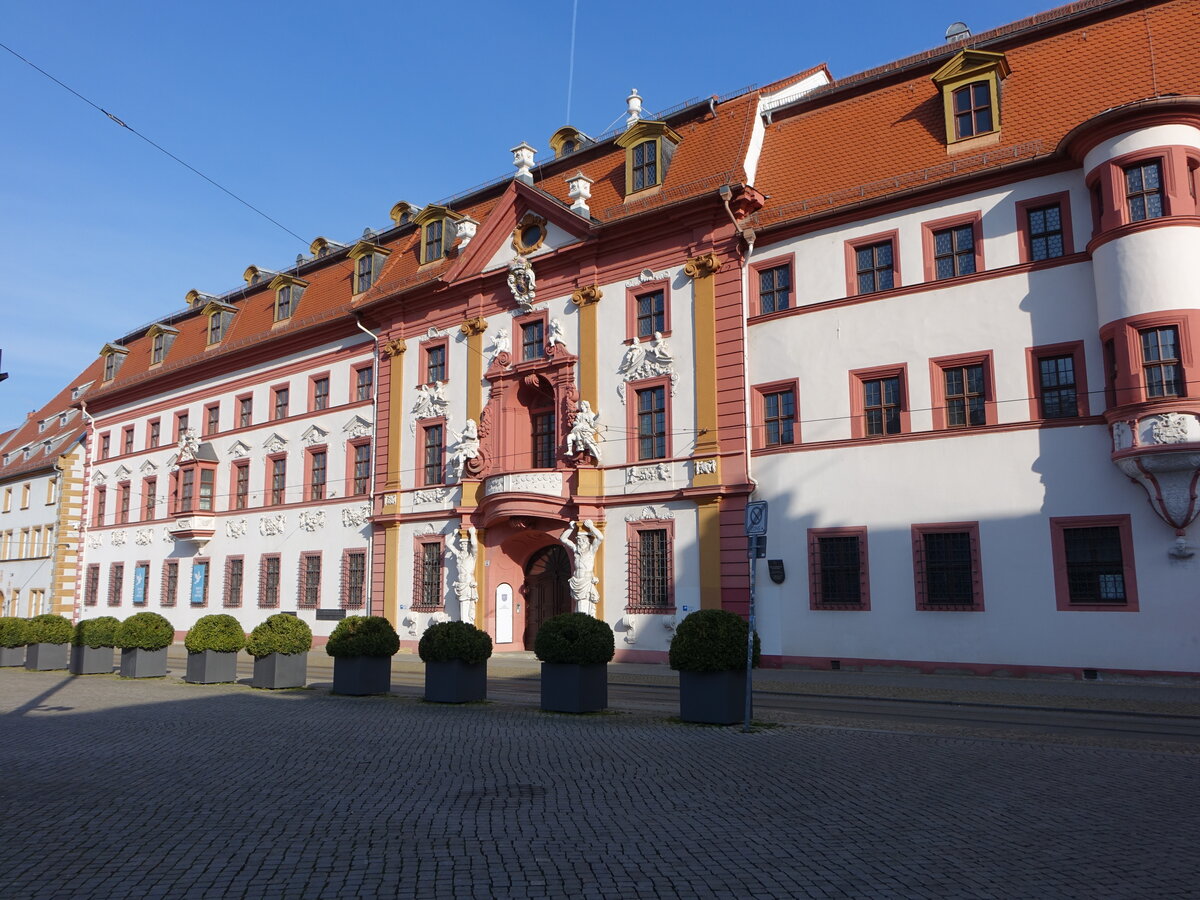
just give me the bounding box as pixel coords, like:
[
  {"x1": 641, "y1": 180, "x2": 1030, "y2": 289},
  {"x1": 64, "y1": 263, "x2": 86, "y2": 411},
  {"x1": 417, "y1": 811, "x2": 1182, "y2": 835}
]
[
  {"x1": 25, "y1": 643, "x2": 69, "y2": 671},
  {"x1": 70, "y1": 645, "x2": 114, "y2": 675},
  {"x1": 679, "y1": 669, "x2": 747, "y2": 724},
  {"x1": 540, "y1": 662, "x2": 607, "y2": 713},
  {"x1": 0, "y1": 646, "x2": 26, "y2": 667},
  {"x1": 251, "y1": 653, "x2": 307, "y2": 689},
  {"x1": 185, "y1": 650, "x2": 238, "y2": 684},
  {"x1": 332, "y1": 656, "x2": 392, "y2": 695},
  {"x1": 424, "y1": 660, "x2": 487, "y2": 703},
  {"x1": 119, "y1": 647, "x2": 169, "y2": 678}
]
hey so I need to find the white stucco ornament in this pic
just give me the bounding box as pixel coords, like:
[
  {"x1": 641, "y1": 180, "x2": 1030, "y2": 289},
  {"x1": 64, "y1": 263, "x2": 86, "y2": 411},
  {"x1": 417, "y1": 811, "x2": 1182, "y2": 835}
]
[
  {"x1": 135, "y1": 528, "x2": 153, "y2": 546},
  {"x1": 177, "y1": 428, "x2": 201, "y2": 462},
  {"x1": 341, "y1": 506, "x2": 370, "y2": 528},
  {"x1": 616, "y1": 332, "x2": 678, "y2": 403},
  {"x1": 259, "y1": 514, "x2": 287, "y2": 537},
  {"x1": 226, "y1": 519, "x2": 247, "y2": 539},
  {"x1": 262, "y1": 433, "x2": 288, "y2": 454},
  {"x1": 627, "y1": 463, "x2": 670, "y2": 484},
  {"x1": 694, "y1": 458, "x2": 717, "y2": 475},
  {"x1": 302, "y1": 424, "x2": 329, "y2": 447},
  {"x1": 299, "y1": 510, "x2": 326, "y2": 532},
  {"x1": 548, "y1": 318, "x2": 567, "y2": 350},
  {"x1": 1115, "y1": 452, "x2": 1200, "y2": 532},
  {"x1": 414, "y1": 487, "x2": 452, "y2": 504},
  {"x1": 507, "y1": 256, "x2": 537, "y2": 314},
  {"x1": 91, "y1": 470, "x2": 106, "y2": 486},
  {"x1": 401, "y1": 614, "x2": 419, "y2": 637},
  {"x1": 449, "y1": 526, "x2": 479, "y2": 624},
  {"x1": 483, "y1": 473, "x2": 563, "y2": 497},
  {"x1": 343, "y1": 416, "x2": 372, "y2": 439},
  {"x1": 409, "y1": 381, "x2": 449, "y2": 432},
  {"x1": 161, "y1": 527, "x2": 174, "y2": 544},
  {"x1": 87, "y1": 533, "x2": 101, "y2": 550},
  {"x1": 1151, "y1": 412, "x2": 1192, "y2": 445},
  {"x1": 111, "y1": 531, "x2": 126, "y2": 547},
  {"x1": 490, "y1": 328, "x2": 511, "y2": 366},
  {"x1": 139, "y1": 460, "x2": 158, "y2": 474},
  {"x1": 562, "y1": 520, "x2": 603, "y2": 616},
  {"x1": 565, "y1": 400, "x2": 602, "y2": 462},
  {"x1": 625, "y1": 505, "x2": 674, "y2": 522},
  {"x1": 448, "y1": 419, "x2": 481, "y2": 481}
]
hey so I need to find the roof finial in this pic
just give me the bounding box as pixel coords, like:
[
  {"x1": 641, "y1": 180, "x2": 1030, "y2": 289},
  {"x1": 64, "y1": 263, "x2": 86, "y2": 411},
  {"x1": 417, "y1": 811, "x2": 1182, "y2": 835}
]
[{"x1": 626, "y1": 89, "x2": 643, "y2": 128}]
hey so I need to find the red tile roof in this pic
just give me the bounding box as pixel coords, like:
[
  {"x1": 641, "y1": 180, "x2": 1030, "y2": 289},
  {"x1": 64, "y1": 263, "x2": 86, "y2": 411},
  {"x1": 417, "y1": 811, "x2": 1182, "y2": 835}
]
[{"x1": 0, "y1": 358, "x2": 103, "y2": 481}]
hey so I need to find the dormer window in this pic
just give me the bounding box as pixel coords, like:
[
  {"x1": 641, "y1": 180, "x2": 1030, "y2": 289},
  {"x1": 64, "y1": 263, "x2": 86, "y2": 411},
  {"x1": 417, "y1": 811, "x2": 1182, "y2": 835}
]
[
  {"x1": 424, "y1": 221, "x2": 443, "y2": 262},
  {"x1": 147, "y1": 324, "x2": 179, "y2": 365},
  {"x1": 100, "y1": 344, "x2": 129, "y2": 382},
  {"x1": 203, "y1": 301, "x2": 236, "y2": 345},
  {"x1": 308, "y1": 236, "x2": 347, "y2": 259},
  {"x1": 347, "y1": 240, "x2": 391, "y2": 293},
  {"x1": 269, "y1": 275, "x2": 308, "y2": 322},
  {"x1": 389, "y1": 202, "x2": 420, "y2": 228},
  {"x1": 243, "y1": 265, "x2": 279, "y2": 287},
  {"x1": 548, "y1": 126, "x2": 592, "y2": 159},
  {"x1": 931, "y1": 49, "x2": 1010, "y2": 147},
  {"x1": 615, "y1": 121, "x2": 681, "y2": 196},
  {"x1": 413, "y1": 205, "x2": 461, "y2": 265}
]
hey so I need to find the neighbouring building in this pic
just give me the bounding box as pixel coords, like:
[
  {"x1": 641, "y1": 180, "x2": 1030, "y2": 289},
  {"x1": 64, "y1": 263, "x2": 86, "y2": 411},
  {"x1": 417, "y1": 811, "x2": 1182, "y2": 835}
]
[{"x1": 5, "y1": 0, "x2": 1199, "y2": 675}]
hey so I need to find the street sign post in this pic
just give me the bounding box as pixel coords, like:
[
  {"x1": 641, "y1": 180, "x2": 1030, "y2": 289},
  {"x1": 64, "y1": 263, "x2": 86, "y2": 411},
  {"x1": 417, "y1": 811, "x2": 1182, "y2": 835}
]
[{"x1": 743, "y1": 501, "x2": 768, "y2": 733}]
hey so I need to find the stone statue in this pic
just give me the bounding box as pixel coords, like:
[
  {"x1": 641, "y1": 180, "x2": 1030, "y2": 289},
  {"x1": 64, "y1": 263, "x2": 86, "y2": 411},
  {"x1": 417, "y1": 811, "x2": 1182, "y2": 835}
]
[
  {"x1": 448, "y1": 419, "x2": 481, "y2": 480},
  {"x1": 561, "y1": 520, "x2": 603, "y2": 616},
  {"x1": 548, "y1": 317, "x2": 566, "y2": 349},
  {"x1": 618, "y1": 343, "x2": 646, "y2": 377},
  {"x1": 449, "y1": 525, "x2": 479, "y2": 623},
  {"x1": 491, "y1": 327, "x2": 510, "y2": 364},
  {"x1": 649, "y1": 331, "x2": 673, "y2": 364},
  {"x1": 507, "y1": 256, "x2": 536, "y2": 313},
  {"x1": 177, "y1": 428, "x2": 201, "y2": 462},
  {"x1": 565, "y1": 400, "x2": 602, "y2": 462}
]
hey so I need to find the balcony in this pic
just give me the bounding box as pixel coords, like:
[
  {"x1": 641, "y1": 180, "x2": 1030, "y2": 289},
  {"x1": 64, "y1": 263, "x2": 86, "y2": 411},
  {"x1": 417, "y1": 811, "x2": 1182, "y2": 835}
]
[
  {"x1": 479, "y1": 471, "x2": 567, "y2": 527},
  {"x1": 168, "y1": 515, "x2": 216, "y2": 548}
]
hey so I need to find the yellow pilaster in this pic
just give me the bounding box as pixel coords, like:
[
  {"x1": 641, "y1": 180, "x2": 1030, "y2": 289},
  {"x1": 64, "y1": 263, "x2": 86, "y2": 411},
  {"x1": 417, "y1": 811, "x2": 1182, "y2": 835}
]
[
  {"x1": 474, "y1": 527, "x2": 487, "y2": 630},
  {"x1": 593, "y1": 521, "x2": 606, "y2": 622},
  {"x1": 696, "y1": 498, "x2": 722, "y2": 609},
  {"x1": 460, "y1": 317, "x2": 487, "y2": 422},
  {"x1": 571, "y1": 285, "x2": 605, "y2": 501},
  {"x1": 685, "y1": 252, "x2": 723, "y2": 489},
  {"x1": 383, "y1": 525, "x2": 401, "y2": 626},
  {"x1": 380, "y1": 337, "x2": 406, "y2": 627}
]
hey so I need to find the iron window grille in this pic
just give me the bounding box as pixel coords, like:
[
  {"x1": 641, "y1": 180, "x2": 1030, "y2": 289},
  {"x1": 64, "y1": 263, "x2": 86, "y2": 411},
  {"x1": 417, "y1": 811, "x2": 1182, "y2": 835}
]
[{"x1": 1062, "y1": 526, "x2": 1126, "y2": 604}]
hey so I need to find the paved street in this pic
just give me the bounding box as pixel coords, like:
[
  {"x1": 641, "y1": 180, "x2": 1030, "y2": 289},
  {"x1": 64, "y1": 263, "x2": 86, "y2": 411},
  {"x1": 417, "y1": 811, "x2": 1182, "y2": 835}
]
[{"x1": 1, "y1": 664, "x2": 1198, "y2": 899}]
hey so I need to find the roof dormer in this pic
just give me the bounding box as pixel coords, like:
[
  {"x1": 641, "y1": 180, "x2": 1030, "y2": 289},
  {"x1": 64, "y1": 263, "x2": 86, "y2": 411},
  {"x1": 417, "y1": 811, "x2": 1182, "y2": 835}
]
[
  {"x1": 202, "y1": 300, "x2": 237, "y2": 345},
  {"x1": 99, "y1": 343, "x2": 129, "y2": 382},
  {"x1": 549, "y1": 126, "x2": 592, "y2": 159},
  {"x1": 309, "y1": 236, "x2": 348, "y2": 258},
  {"x1": 413, "y1": 205, "x2": 463, "y2": 265},
  {"x1": 615, "y1": 120, "x2": 682, "y2": 196},
  {"x1": 347, "y1": 240, "x2": 391, "y2": 294},
  {"x1": 185, "y1": 289, "x2": 218, "y2": 307},
  {"x1": 931, "y1": 49, "x2": 1011, "y2": 148},
  {"x1": 389, "y1": 202, "x2": 421, "y2": 227},
  {"x1": 268, "y1": 274, "x2": 308, "y2": 322},
  {"x1": 243, "y1": 265, "x2": 280, "y2": 286},
  {"x1": 146, "y1": 323, "x2": 179, "y2": 365}
]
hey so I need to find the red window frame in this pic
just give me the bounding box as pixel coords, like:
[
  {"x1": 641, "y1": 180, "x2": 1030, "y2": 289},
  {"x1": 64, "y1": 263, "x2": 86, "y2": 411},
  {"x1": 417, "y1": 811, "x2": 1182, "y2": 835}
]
[
  {"x1": 107, "y1": 562, "x2": 124, "y2": 607},
  {"x1": 412, "y1": 537, "x2": 445, "y2": 610},
  {"x1": 625, "y1": 519, "x2": 675, "y2": 613},
  {"x1": 309, "y1": 371, "x2": 331, "y2": 412},
  {"x1": 117, "y1": 482, "x2": 130, "y2": 525},
  {"x1": 142, "y1": 476, "x2": 157, "y2": 522},
  {"x1": 921, "y1": 212, "x2": 984, "y2": 282},
  {"x1": 348, "y1": 438, "x2": 371, "y2": 496},
  {"x1": 224, "y1": 556, "x2": 245, "y2": 609},
  {"x1": 190, "y1": 557, "x2": 211, "y2": 608},
  {"x1": 624, "y1": 277, "x2": 672, "y2": 342},
  {"x1": 305, "y1": 445, "x2": 328, "y2": 502},
  {"x1": 420, "y1": 420, "x2": 446, "y2": 487},
  {"x1": 236, "y1": 394, "x2": 253, "y2": 429},
  {"x1": 162, "y1": 559, "x2": 178, "y2": 608},
  {"x1": 850, "y1": 364, "x2": 910, "y2": 439},
  {"x1": 421, "y1": 339, "x2": 449, "y2": 386},
  {"x1": 1049, "y1": 515, "x2": 1138, "y2": 612},
  {"x1": 626, "y1": 376, "x2": 673, "y2": 462},
  {"x1": 342, "y1": 548, "x2": 368, "y2": 609},
  {"x1": 514, "y1": 310, "x2": 550, "y2": 363},
  {"x1": 146, "y1": 418, "x2": 161, "y2": 449},
  {"x1": 807, "y1": 527, "x2": 870, "y2": 610},
  {"x1": 353, "y1": 363, "x2": 373, "y2": 403},
  {"x1": 929, "y1": 352, "x2": 997, "y2": 430},
  {"x1": 259, "y1": 554, "x2": 281, "y2": 609},
  {"x1": 173, "y1": 411, "x2": 189, "y2": 444},
  {"x1": 85, "y1": 564, "x2": 100, "y2": 606},
  {"x1": 750, "y1": 379, "x2": 799, "y2": 450},
  {"x1": 298, "y1": 551, "x2": 322, "y2": 609},
  {"x1": 266, "y1": 454, "x2": 287, "y2": 506},
  {"x1": 271, "y1": 384, "x2": 290, "y2": 421},
  {"x1": 122, "y1": 426, "x2": 135, "y2": 455},
  {"x1": 1025, "y1": 342, "x2": 1089, "y2": 420},
  {"x1": 204, "y1": 403, "x2": 220, "y2": 436},
  {"x1": 911, "y1": 522, "x2": 984, "y2": 611},
  {"x1": 232, "y1": 460, "x2": 250, "y2": 511},
  {"x1": 844, "y1": 231, "x2": 900, "y2": 296},
  {"x1": 749, "y1": 253, "x2": 795, "y2": 315},
  {"x1": 1015, "y1": 192, "x2": 1074, "y2": 263}
]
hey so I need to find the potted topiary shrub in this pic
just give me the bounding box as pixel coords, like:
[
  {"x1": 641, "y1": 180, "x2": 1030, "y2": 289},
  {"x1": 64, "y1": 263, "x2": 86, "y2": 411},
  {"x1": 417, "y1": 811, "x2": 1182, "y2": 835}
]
[
  {"x1": 0, "y1": 617, "x2": 30, "y2": 667},
  {"x1": 24, "y1": 613, "x2": 73, "y2": 671},
  {"x1": 326, "y1": 615, "x2": 399, "y2": 696},
  {"x1": 419, "y1": 621, "x2": 492, "y2": 703},
  {"x1": 184, "y1": 614, "x2": 246, "y2": 684},
  {"x1": 534, "y1": 612, "x2": 614, "y2": 713},
  {"x1": 114, "y1": 611, "x2": 175, "y2": 678},
  {"x1": 669, "y1": 609, "x2": 761, "y2": 725},
  {"x1": 70, "y1": 616, "x2": 120, "y2": 675},
  {"x1": 247, "y1": 614, "x2": 312, "y2": 689}
]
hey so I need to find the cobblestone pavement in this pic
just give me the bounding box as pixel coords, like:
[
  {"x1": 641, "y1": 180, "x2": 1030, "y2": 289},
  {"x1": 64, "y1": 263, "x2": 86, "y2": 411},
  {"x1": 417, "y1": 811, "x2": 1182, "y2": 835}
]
[{"x1": 1, "y1": 667, "x2": 1198, "y2": 899}]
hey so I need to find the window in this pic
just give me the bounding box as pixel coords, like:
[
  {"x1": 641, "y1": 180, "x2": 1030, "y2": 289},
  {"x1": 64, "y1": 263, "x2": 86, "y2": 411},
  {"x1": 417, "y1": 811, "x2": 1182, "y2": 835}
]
[
  {"x1": 163, "y1": 559, "x2": 178, "y2": 608},
  {"x1": 761, "y1": 389, "x2": 796, "y2": 447},
  {"x1": 269, "y1": 457, "x2": 287, "y2": 505},
  {"x1": 297, "y1": 553, "x2": 321, "y2": 608},
  {"x1": 1016, "y1": 193, "x2": 1074, "y2": 264},
  {"x1": 343, "y1": 550, "x2": 367, "y2": 609},
  {"x1": 414, "y1": 541, "x2": 443, "y2": 609},
  {"x1": 532, "y1": 410, "x2": 556, "y2": 469},
  {"x1": 46, "y1": 476, "x2": 58, "y2": 505},
  {"x1": 1140, "y1": 326, "x2": 1183, "y2": 397},
  {"x1": 1050, "y1": 516, "x2": 1138, "y2": 611},
  {"x1": 355, "y1": 254, "x2": 375, "y2": 294},
  {"x1": 312, "y1": 376, "x2": 330, "y2": 411},
  {"x1": 274, "y1": 281, "x2": 305, "y2": 321},
  {"x1": 852, "y1": 240, "x2": 896, "y2": 294},
  {"x1": 616, "y1": 120, "x2": 680, "y2": 194},
  {"x1": 238, "y1": 396, "x2": 252, "y2": 428},
  {"x1": 198, "y1": 468, "x2": 215, "y2": 512},
  {"x1": 952, "y1": 82, "x2": 992, "y2": 139},
  {"x1": 93, "y1": 487, "x2": 106, "y2": 527},
  {"x1": 635, "y1": 290, "x2": 665, "y2": 339},
  {"x1": 147, "y1": 419, "x2": 161, "y2": 448},
  {"x1": 122, "y1": 426, "x2": 134, "y2": 455},
  {"x1": 99, "y1": 433, "x2": 110, "y2": 460},
  {"x1": 757, "y1": 264, "x2": 792, "y2": 314},
  {"x1": 424, "y1": 343, "x2": 447, "y2": 384},
  {"x1": 863, "y1": 376, "x2": 901, "y2": 435},
  {"x1": 422, "y1": 424, "x2": 444, "y2": 486},
  {"x1": 20, "y1": 484, "x2": 29, "y2": 509},
  {"x1": 808, "y1": 528, "x2": 870, "y2": 609},
  {"x1": 354, "y1": 365, "x2": 373, "y2": 402},
  {"x1": 309, "y1": 449, "x2": 327, "y2": 501},
  {"x1": 190, "y1": 560, "x2": 210, "y2": 606},
  {"x1": 635, "y1": 385, "x2": 667, "y2": 460},
  {"x1": 205, "y1": 404, "x2": 220, "y2": 436},
  {"x1": 423, "y1": 219, "x2": 444, "y2": 263},
  {"x1": 912, "y1": 523, "x2": 983, "y2": 610},
  {"x1": 102, "y1": 348, "x2": 126, "y2": 382},
  {"x1": 627, "y1": 527, "x2": 673, "y2": 611},
  {"x1": 150, "y1": 328, "x2": 176, "y2": 365},
  {"x1": 930, "y1": 49, "x2": 1008, "y2": 145},
  {"x1": 351, "y1": 441, "x2": 371, "y2": 496},
  {"x1": 631, "y1": 140, "x2": 657, "y2": 191},
  {"x1": 175, "y1": 412, "x2": 189, "y2": 443},
  {"x1": 259, "y1": 555, "x2": 281, "y2": 608},
  {"x1": 272, "y1": 386, "x2": 289, "y2": 420},
  {"x1": 108, "y1": 563, "x2": 124, "y2": 607},
  {"x1": 933, "y1": 224, "x2": 976, "y2": 279},
  {"x1": 1125, "y1": 161, "x2": 1164, "y2": 222},
  {"x1": 207, "y1": 307, "x2": 233, "y2": 344},
  {"x1": 932, "y1": 352, "x2": 996, "y2": 430},
  {"x1": 85, "y1": 565, "x2": 100, "y2": 606},
  {"x1": 133, "y1": 562, "x2": 150, "y2": 606},
  {"x1": 1030, "y1": 346, "x2": 1084, "y2": 419},
  {"x1": 143, "y1": 477, "x2": 157, "y2": 521},
  {"x1": 118, "y1": 482, "x2": 130, "y2": 525},
  {"x1": 224, "y1": 557, "x2": 244, "y2": 608},
  {"x1": 233, "y1": 462, "x2": 249, "y2": 510},
  {"x1": 521, "y1": 320, "x2": 545, "y2": 361}
]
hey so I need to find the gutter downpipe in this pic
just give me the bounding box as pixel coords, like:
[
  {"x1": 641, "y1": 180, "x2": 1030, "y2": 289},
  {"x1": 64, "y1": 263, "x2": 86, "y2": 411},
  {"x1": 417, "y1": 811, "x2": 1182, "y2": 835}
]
[{"x1": 353, "y1": 315, "x2": 382, "y2": 615}]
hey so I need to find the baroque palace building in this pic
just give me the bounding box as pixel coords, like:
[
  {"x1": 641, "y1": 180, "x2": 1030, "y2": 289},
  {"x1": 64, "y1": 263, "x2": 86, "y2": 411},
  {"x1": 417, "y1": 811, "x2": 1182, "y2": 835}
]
[{"x1": 3, "y1": 0, "x2": 1198, "y2": 675}]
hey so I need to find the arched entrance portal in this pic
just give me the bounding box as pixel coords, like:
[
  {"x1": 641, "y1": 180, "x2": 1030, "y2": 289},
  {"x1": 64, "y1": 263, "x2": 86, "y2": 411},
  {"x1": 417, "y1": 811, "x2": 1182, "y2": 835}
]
[{"x1": 523, "y1": 544, "x2": 572, "y2": 647}]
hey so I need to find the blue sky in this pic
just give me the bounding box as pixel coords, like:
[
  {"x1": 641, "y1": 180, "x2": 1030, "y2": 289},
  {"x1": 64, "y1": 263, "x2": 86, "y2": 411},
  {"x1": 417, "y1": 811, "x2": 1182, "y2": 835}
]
[{"x1": 0, "y1": 0, "x2": 1049, "y2": 429}]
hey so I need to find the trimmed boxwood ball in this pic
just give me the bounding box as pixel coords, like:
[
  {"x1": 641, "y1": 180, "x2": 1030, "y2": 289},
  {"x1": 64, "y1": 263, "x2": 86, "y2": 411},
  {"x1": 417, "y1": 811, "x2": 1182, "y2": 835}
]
[
  {"x1": 114, "y1": 612, "x2": 175, "y2": 651},
  {"x1": 0, "y1": 617, "x2": 29, "y2": 648},
  {"x1": 73, "y1": 616, "x2": 121, "y2": 648},
  {"x1": 246, "y1": 614, "x2": 313, "y2": 658},
  {"x1": 26, "y1": 614, "x2": 72, "y2": 645},
  {"x1": 325, "y1": 616, "x2": 400, "y2": 658},
  {"x1": 419, "y1": 621, "x2": 493, "y2": 665},
  {"x1": 534, "y1": 613, "x2": 615, "y2": 665},
  {"x1": 184, "y1": 614, "x2": 246, "y2": 654},
  {"x1": 669, "y1": 609, "x2": 761, "y2": 673}
]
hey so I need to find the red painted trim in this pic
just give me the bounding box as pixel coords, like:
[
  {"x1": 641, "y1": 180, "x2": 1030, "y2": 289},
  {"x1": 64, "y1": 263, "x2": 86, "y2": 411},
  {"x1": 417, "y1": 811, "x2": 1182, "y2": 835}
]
[
  {"x1": 748, "y1": 251, "x2": 796, "y2": 315},
  {"x1": 807, "y1": 526, "x2": 870, "y2": 610},
  {"x1": 264, "y1": 453, "x2": 287, "y2": 507},
  {"x1": 161, "y1": 559, "x2": 179, "y2": 608},
  {"x1": 624, "y1": 375, "x2": 674, "y2": 463},
  {"x1": 844, "y1": 230, "x2": 901, "y2": 297},
  {"x1": 1098, "y1": 308, "x2": 1200, "y2": 412},
  {"x1": 145, "y1": 418, "x2": 161, "y2": 449},
  {"x1": 345, "y1": 437, "x2": 372, "y2": 500},
  {"x1": 190, "y1": 556, "x2": 211, "y2": 609},
  {"x1": 513, "y1": 309, "x2": 551, "y2": 364},
  {"x1": 107, "y1": 561, "x2": 124, "y2": 607},
  {"x1": 920, "y1": 211, "x2": 985, "y2": 282},
  {"x1": 928, "y1": 350, "x2": 997, "y2": 430},
  {"x1": 1014, "y1": 190, "x2": 1075, "y2": 263},
  {"x1": 848, "y1": 363, "x2": 911, "y2": 439},
  {"x1": 625, "y1": 518, "x2": 676, "y2": 612},
  {"x1": 303, "y1": 444, "x2": 329, "y2": 502},
  {"x1": 270, "y1": 383, "x2": 290, "y2": 422},
  {"x1": 307, "y1": 370, "x2": 331, "y2": 413},
  {"x1": 258, "y1": 553, "x2": 282, "y2": 609},
  {"x1": 911, "y1": 521, "x2": 984, "y2": 612},
  {"x1": 297, "y1": 550, "x2": 322, "y2": 609},
  {"x1": 750, "y1": 378, "x2": 800, "y2": 450},
  {"x1": 419, "y1": 338, "x2": 450, "y2": 387},
  {"x1": 1025, "y1": 341, "x2": 1090, "y2": 420},
  {"x1": 141, "y1": 475, "x2": 158, "y2": 522},
  {"x1": 419, "y1": 417, "x2": 447, "y2": 487},
  {"x1": 1049, "y1": 514, "x2": 1139, "y2": 612},
  {"x1": 411, "y1": 534, "x2": 446, "y2": 611},
  {"x1": 1084, "y1": 144, "x2": 1198, "y2": 234},
  {"x1": 229, "y1": 459, "x2": 249, "y2": 512},
  {"x1": 758, "y1": 654, "x2": 1199, "y2": 679},
  {"x1": 202, "y1": 402, "x2": 220, "y2": 438},
  {"x1": 340, "y1": 546, "x2": 369, "y2": 610},
  {"x1": 223, "y1": 555, "x2": 245, "y2": 609},
  {"x1": 173, "y1": 410, "x2": 189, "y2": 444},
  {"x1": 624, "y1": 278, "x2": 672, "y2": 343},
  {"x1": 350, "y1": 362, "x2": 373, "y2": 405}
]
